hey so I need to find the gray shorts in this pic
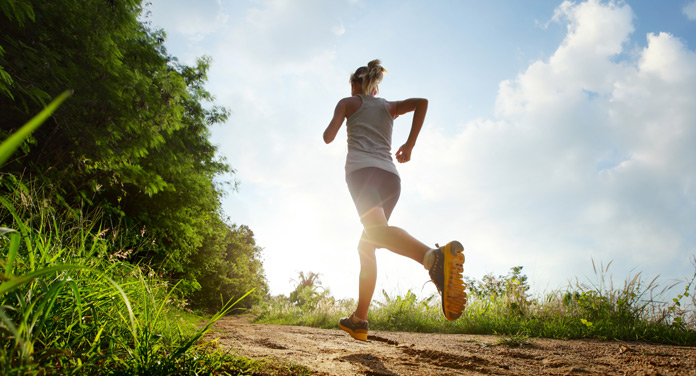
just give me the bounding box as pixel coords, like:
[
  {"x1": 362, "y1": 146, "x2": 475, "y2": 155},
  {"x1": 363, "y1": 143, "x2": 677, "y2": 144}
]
[{"x1": 346, "y1": 167, "x2": 401, "y2": 220}]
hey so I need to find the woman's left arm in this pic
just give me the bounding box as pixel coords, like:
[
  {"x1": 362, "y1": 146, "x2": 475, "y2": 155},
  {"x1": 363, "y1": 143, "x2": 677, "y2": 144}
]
[
  {"x1": 392, "y1": 98, "x2": 428, "y2": 163},
  {"x1": 323, "y1": 99, "x2": 347, "y2": 144}
]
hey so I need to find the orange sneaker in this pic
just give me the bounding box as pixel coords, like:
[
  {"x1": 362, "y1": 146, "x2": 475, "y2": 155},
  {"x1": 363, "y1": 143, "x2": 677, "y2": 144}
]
[
  {"x1": 428, "y1": 241, "x2": 467, "y2": 320},
  {"x1": 338, "y1": 314, "x2": 368, "y2": 341}
]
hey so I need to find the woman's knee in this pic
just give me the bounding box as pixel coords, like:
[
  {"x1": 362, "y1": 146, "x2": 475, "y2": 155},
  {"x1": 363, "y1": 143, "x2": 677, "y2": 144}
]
[
  {"x1": 357, "y1": 243, "x2": 376, "y2": 275},
  {"x1": 363, "y1": 224, "x2": 389, "y2": 245},
  {"x1": 357, "y1": 238, "x2": 376, "y2": 257}
]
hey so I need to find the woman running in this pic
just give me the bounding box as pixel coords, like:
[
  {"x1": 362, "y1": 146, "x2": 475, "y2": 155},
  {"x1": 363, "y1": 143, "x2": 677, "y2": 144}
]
[{"x1": 323, "y1": 59, "x2": 467, "y2": 341}]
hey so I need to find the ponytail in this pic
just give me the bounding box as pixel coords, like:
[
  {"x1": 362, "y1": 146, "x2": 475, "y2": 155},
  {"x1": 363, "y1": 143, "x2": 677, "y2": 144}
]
[{"x1": 350, "y1": 59, "x2": 387, "y2": 96}]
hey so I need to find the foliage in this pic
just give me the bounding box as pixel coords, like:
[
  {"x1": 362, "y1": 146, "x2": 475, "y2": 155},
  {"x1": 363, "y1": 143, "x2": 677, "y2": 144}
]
[
  {"x1": 464, "y1": 266, "x2": 531, "y2": 315},
  {"x1": 257, "y1": 264, "x2": 696, "y2": 345},
  {"x1": 371, "y1": 290, "x2": 440, "y2": 332},
  {"x1": 188, "y1": 224, "x2": 268, "y2": 312},
  {"x1": 0, "y1": 90, "x2": 70, "y2": 166},
  {"x1": 292, "y1": 271, "x2": 322, "y2": 290},
  {"x1": 0, "y1": 0, "x2": 266, "y2": 307},
  {"x1": 496, "y1": 333, "x2": 533, "y2": 347},
  {"x1": 254, "y1": 272, "x2": 351, "y2": 328},
  {"x1": 253, "y1": 293, "x2": 354, "y2": 329},
  {"x1": 669, "y1": 271, "x2": 695, "y2": 329},
  {"x1": 0, "y1": 15, "x2": 270, "y2": 370},
  {"x1": 0, "y1": 177, "x2": 268, "y2": 375},
  {"x1": 288, "y1": 271, "x2": 331, "y2": 310}
]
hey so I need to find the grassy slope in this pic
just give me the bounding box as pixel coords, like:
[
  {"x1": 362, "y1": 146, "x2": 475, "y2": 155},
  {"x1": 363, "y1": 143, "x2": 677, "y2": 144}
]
[
  {"x1": 254, "y1": 267, "x2": 696, "y2": 346},
  {"x1": 0, "y1": 183, "x2": 309, "y2": 376}
]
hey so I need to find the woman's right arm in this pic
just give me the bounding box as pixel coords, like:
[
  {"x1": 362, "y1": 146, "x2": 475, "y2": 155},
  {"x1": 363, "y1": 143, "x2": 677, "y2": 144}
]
[{"x1": 323, "y1": 99, "x2": 348, "y2": 144}]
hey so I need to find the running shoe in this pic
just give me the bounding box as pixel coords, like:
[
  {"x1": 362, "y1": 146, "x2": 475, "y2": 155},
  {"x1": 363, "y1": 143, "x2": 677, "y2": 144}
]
[
  {"x1": 428, "y1": 241, "x2": 467, "y2": 321},
  {"x1": 338, "y1": 315, "x2": 368, "y2": 341}
]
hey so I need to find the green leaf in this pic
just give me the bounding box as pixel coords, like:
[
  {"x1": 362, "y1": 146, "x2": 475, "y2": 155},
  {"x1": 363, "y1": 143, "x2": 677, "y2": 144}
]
[
  {"x1": 0, "y1": 264, "x2": 83, "y2": 296},
  {"x1": 3, "y1": 230, "x2": 20, "y2": 277},
  {"x1": 0, "y1": 90, "x2": 71, "y2": 166},
  {"x1": 580, "y1": 318, "x2": 594, "y2": 328},
  {"x1": 0, "y1": 227, "x2": 17, "y2": 236}
]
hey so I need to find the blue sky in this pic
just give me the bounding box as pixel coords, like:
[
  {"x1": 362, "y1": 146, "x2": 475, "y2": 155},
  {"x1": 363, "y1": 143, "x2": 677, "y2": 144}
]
[{"x1": 145, "y1": 0, "x2": 696, "y2": 300}]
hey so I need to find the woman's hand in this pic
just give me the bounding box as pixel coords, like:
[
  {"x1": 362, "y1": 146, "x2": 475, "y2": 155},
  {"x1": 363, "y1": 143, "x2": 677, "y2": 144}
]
[
  {"x1": 391, "y1": 98, "x2": 427, "y2": 162},
  {"x1": 395, "y1": 143, "x2": 413, "y2": 163}
]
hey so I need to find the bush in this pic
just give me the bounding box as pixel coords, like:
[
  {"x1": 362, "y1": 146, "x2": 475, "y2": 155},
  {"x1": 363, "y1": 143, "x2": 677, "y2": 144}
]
[
  {"x1": 256, "y1": 263, "x2": 696, "y2": 345},
  {"x1": 0, "y1": 177, "x2": 265, "y2": 375}
]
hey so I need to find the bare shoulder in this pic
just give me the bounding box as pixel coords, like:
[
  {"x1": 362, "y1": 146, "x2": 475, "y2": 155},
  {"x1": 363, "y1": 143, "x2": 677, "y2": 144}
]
[
  {"x1": 391, "y1": 98, "x2": 428, "y2": 117},
  {"x1": 340, "y1": 95, "x2": 363, "y2": 118},
  {"x1": 384, "y1": 99, "x2": 398, "y2": 117},
  {"x1": 341, "y1": 96, "x2": 362, "y2": 106}
]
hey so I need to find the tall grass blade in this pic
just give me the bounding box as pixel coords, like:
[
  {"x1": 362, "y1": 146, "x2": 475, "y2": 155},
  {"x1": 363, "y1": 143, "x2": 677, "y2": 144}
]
[
  {"x1": 153, "y1": 279, "x2": 182, "y2": 326},
  {"x1": 0, "y1": 227, "x2": 16, "y2": 236},
  {"x1": 173, "y1": 288, "x2": 255, "y2": 358},
  {"x1": 3, "y1": 230, "x2": 20, "y2": 277},
  {"x1": 0, "y1": 306, "x2": 22, "y2": 346},
  {"x1": 100, "y1": 274, "x2": 137, "y2": 341},
  {"x1": 0, "y1": 90, "x2": 71, "y2": 166},
  {"x1": 66, "y1": 280, "x2": 84, "y2": 327},
  {"x1": 0, "y1": 196, "x2": 35, "y2": 269},
  {"x1": 0, "y1": 265, "x2": 83, "y2": 296},
  {"x1": 32, "y1": 279, "x2": 68, "y2": 337}
]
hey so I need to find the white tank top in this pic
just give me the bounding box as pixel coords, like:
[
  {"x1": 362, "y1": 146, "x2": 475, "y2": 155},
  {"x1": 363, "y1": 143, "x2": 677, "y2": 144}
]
[{"x1": 345, "y1": 95, "x2": 399, "y2": 177}]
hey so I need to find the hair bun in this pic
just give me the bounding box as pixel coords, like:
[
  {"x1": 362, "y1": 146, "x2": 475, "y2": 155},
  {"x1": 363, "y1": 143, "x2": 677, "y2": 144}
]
[
  {"x1": 350, "y1": 59, "x2": 387, "y2": 95},
  {"x1": 367, "y1": 59, "x2": 386, "y2": 77}
]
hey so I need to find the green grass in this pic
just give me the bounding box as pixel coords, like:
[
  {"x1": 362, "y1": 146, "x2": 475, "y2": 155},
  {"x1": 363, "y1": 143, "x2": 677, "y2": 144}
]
[
  {"x1": 0, "y1": 92, "x2": 312, "y2": 375},
  {"x1": 0, "y1": 179, "x2": 310, "y2": 375},
  {"x1": 496, "y1": 333, "x2": 533, "y2": 347},
  {"x1": 253, "y1": 292, "x2": 355, "y2": 329},
  {"x1": 255, "y1": 264, "x2": 696, "y2": 346}
]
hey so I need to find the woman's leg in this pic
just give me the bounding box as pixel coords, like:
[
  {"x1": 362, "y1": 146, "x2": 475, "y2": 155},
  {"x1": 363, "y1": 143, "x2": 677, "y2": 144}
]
[
  {"x1": 354, "y1": 231, "x2": 376, "y2": 321},
  {"x1": 358, "y1": 209, "x2": 467, "y2": 322},
  {"x1": 353, "y1": 211, "x2": 432, "y2": 320},
  {"x1": 348, "y1": 168, "x2": 432, "y2": 321},
  {"x1": 343, "y1": 168, "x2": 466, "y2": 328},
  {"x1": 360, "y1": 206, "x2": 431, "y2": 264}
]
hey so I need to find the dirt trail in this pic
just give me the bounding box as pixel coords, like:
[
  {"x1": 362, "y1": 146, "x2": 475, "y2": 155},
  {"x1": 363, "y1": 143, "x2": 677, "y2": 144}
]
[{"x1": 210, "y1": 316, "x2": 696, "y2": 375}]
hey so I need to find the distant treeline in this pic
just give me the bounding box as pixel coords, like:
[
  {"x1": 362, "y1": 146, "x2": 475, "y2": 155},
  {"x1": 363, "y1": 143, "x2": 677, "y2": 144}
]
[{"x1": 0, "y1": 0, "x2": 267, "y2": 310}]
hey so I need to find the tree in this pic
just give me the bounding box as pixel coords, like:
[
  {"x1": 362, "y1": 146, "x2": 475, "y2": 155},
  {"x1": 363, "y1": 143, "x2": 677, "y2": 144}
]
[
  {"x1": 289, "y1": 271, "x2": 330, "y2": 310},
  {"x1": 0, "y1": 0, "x2": 268, "y2": 307},
  {"x1": 189, "y1": 224, "x2": 268, "y2": 312}
]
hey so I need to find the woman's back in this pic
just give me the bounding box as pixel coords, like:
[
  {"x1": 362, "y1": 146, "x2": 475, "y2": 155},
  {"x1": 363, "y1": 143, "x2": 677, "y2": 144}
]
[{"x1": 345, "y1": 95, "x2": 398, "y2": 176}]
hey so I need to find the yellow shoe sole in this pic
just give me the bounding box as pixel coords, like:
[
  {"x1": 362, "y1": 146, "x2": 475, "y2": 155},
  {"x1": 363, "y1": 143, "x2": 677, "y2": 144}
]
[
  {"x1": 338, "y1": 322, "x2": 368, "y2": 341},
  {"x1": 442, "y1": 241, "x2": 467, "y2": 321}
]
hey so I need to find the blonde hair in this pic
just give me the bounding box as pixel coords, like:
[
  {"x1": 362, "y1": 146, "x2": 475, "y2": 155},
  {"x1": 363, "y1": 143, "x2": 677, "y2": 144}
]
[{"x1": 350, "y1": 59, "x2": 387, "y2": 96}]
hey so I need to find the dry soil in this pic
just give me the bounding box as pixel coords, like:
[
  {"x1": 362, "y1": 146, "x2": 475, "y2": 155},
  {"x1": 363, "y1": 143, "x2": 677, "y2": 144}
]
[{"x1": 210, "y1": 316, "x2": 696, "y2": 375}]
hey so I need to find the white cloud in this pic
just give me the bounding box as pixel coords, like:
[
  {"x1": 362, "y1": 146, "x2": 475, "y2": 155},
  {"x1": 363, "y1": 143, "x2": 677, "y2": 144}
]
[
  {"x1": 224, "y1": 0, "x2": 695, "y2": 297},
  {"x1": 149, "y1": 0, "x2": 696, "y2": 299},
  {"x1": 497, "y1": 0, "x2": 634, "y2": 119},
  {"x1": 684, "y1": 1, "x2": 696, "y2": 20},
  {"x1": 332, "y1": 24, "x2": 346, "y2": 36},
  {"x1": 398, "y1": 0, "x2": 696, "y2": 290},
  {"x1": 232, "y1": 0, "x2": 349, "y2": 65},
  {"x1": 145, "y1": 0, "x2": 228, "y2": 41}
]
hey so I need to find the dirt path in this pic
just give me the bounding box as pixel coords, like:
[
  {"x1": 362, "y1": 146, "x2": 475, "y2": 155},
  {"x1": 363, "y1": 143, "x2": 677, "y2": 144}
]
[{"x1": 210, "y1": 316, "x2": 696, "y2": 375}]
